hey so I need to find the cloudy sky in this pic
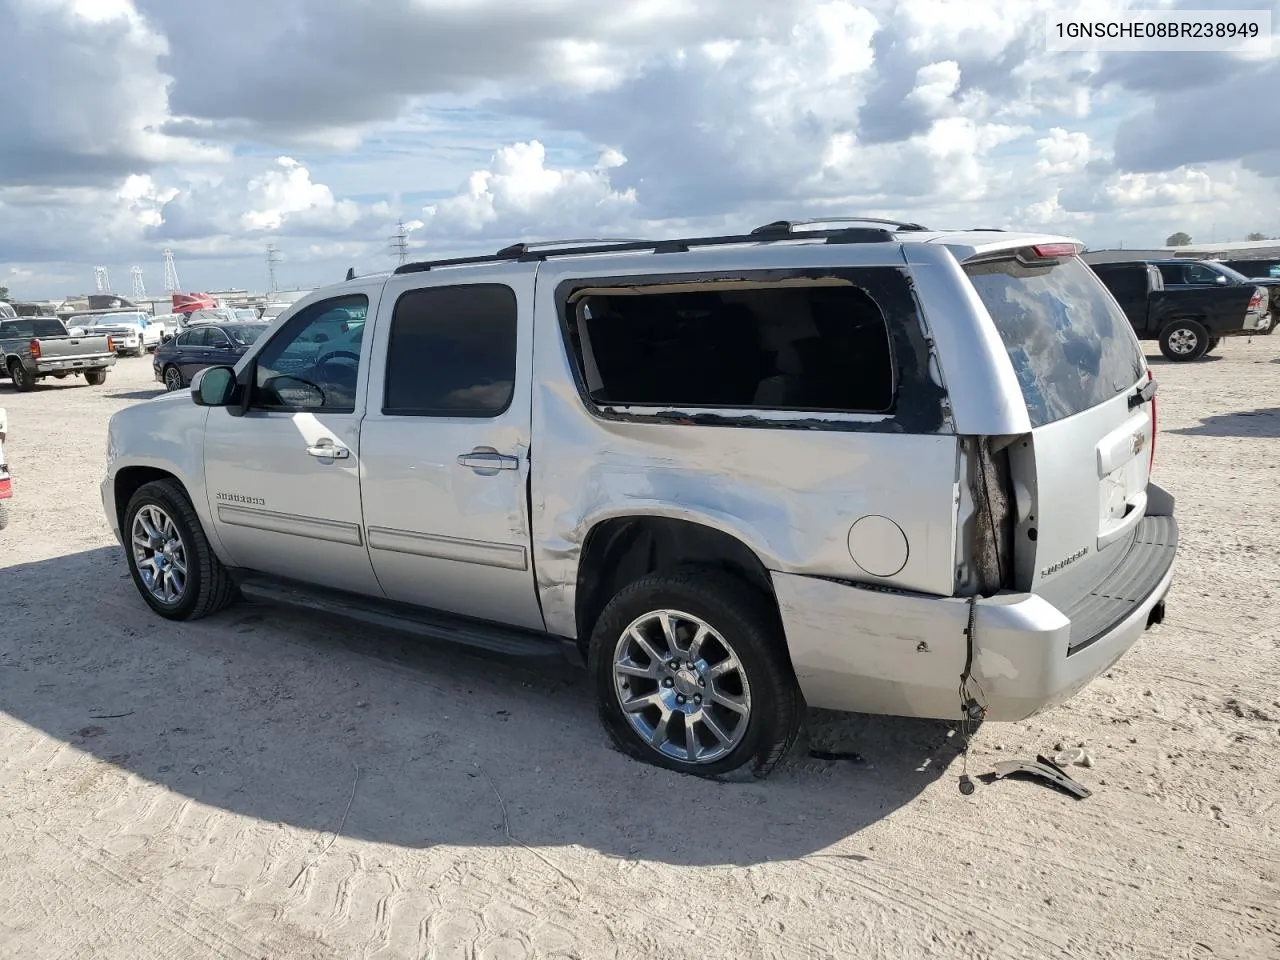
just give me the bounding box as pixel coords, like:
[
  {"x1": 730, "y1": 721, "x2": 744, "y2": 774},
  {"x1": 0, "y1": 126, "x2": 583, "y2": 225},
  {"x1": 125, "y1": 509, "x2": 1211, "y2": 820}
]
[{"x1": 1, "y1": 0, "x2": 1278, "y2": 299}]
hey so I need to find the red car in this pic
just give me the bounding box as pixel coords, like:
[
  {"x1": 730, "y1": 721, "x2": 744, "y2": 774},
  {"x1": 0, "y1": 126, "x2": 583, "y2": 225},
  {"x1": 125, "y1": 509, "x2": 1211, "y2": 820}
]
[{"x1": 0, "y1": 407, "x2": 11, "y2": 530}]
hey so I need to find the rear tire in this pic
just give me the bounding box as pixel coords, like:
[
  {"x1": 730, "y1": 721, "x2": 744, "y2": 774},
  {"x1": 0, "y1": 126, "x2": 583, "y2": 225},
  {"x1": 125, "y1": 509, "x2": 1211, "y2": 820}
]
[
  {"x1": 8, "y1": 360, "x2": 34, "y2": 392},
  {"x1": 85, "y1": 369, "x2": 107, "y2": 386},
  {"x1": 1159, "y1": 319, "x2": 1210, "y2": 362},
  {"x1": 588, "y1": 566, "x2": 804, "y2": 779},
  {"x1": 123, "y1": 479, "x2": 240, "y2": 621}
]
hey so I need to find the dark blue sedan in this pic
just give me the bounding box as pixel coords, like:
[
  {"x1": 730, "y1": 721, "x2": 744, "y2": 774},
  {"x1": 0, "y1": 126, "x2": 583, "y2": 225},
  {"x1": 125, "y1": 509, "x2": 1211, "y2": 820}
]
[{"x1": 153, "y1": 323, "x2": 269, "y2": 391}]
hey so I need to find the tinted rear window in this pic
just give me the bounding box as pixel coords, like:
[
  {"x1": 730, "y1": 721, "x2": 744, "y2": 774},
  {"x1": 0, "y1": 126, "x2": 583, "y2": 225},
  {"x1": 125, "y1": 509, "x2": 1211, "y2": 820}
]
[
  {"x1": 964, "y1": 255, "x2": 1145, "y2": 427},
  {"x1": 383, "y1": 284, "x2": 517, "y2": 417}
]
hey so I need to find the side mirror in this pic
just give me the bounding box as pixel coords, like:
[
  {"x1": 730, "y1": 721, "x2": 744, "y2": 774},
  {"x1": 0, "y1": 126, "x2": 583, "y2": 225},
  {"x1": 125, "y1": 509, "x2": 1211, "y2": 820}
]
[{"x1": 191, "y1": 366, "x2": 237, "y2": 407}]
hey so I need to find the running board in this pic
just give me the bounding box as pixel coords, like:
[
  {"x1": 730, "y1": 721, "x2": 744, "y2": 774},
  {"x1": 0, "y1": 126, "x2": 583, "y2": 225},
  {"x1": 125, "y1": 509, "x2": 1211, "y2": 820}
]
[{"x1": 237, "y1": 576, "x2": 570, "y2": 661}]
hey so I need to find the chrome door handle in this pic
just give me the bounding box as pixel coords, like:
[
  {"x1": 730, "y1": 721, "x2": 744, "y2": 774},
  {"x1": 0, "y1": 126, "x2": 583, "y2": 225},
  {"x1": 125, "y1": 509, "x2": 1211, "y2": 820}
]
[
  {"x1": 457, "y1": 450, "x2": 519, "y2": 471},
  {"x1": 306, "y1": 441, "x2": 350, "y2": 459}
]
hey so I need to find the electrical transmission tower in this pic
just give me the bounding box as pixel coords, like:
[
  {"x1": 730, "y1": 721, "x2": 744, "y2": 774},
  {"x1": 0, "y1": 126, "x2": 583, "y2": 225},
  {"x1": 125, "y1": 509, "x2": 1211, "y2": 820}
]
[
  {"x1": 162, "y1": 248, "x2": 182, "y2": 293},
  {"x1": 93, "y1": 266, "x2": 112, "y2": 294},
  {"x1": 266, "y1": 244, "x2": 281, "y2": 295},
  {"x1": 389, "y1": 220, "x2": 410, "y2": 264},
  {"x1": 130, "y1": 266, "x2": 147, "y2": 299}
]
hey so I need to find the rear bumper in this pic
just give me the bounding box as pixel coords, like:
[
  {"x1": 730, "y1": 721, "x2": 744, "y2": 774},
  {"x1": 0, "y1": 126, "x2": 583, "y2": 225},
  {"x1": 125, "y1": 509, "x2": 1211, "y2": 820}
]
[
  {"x1": 775, "y1": 487, "x2": 1178, "y2": 723},
  {"x1": 34, "y1": 354, "x2": 117, "y2": 373}
]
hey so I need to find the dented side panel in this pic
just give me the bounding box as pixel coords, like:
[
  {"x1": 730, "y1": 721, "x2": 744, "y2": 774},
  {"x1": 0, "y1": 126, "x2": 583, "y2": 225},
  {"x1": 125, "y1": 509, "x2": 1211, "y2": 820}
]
[{"x1": 529, "y1": 258, "x2": 963, "y2": 638}]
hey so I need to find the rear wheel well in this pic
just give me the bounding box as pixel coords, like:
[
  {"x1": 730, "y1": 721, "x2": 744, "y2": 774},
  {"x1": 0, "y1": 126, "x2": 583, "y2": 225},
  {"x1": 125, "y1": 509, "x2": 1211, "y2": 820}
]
[
  {"x1": 114, "y1": 467, "x2": 185, "y2": 531},
  {"x1": 575, "y1": 516, "x2": 778, "y2": 646}
]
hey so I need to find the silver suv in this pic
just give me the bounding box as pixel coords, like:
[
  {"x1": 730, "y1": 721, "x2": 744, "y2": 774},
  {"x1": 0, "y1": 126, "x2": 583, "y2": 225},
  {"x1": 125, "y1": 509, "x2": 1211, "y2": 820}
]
[{"x1": 101, "y1": 219, "x2": 1178, "y2": 778}]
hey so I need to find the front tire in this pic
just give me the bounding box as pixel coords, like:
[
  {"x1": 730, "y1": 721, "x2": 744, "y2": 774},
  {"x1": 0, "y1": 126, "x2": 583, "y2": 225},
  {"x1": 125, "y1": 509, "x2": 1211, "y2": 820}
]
[
  {"x1": 85, "y1": 369, "x2": 107, "y2": 386},
  {"x1": 588, "y1": 566, "x2": 803, "y2": 779},
  {"x1": 1159, "y1": 319, "x2": 1210, "y2": 362},
  {"x1": 123, "y1": 479, "x2": 239, "y2": 621}
]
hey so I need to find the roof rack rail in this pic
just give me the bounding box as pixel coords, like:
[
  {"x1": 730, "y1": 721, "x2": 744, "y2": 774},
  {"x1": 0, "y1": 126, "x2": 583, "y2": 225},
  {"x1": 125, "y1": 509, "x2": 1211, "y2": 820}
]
[
  {"x1": 494, "y1": 238, "x2": 648, "y2": 258},
  {"x1": 392, "y1": 226, "x2": 897, "y2": 274},
  {"x1": 751, "y1": 217, "x2": 929, "y2": 235}
]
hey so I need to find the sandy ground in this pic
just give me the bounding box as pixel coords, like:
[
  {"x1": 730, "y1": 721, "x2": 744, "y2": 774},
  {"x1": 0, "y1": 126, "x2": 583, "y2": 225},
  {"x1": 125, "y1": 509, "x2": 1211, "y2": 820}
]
[{"x1": 0, "y1": 343, "x2": 1277, "y2": 960}]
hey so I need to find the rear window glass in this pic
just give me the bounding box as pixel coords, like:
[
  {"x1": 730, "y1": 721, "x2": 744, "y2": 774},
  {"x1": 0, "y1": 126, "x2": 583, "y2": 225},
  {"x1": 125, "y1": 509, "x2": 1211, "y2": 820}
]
[
  {"x1": 568, "y1": 282, "x2": 895, "y2": 413},
  {"x1": 964, "y1": 256, "x2": 1145, "y2": 427},
  {"x1": 383, "y1": 284, "x2": 517, "y2": 417},
  {"x1": 32, "y1": 318, "x2": 67, "y2": 337}
]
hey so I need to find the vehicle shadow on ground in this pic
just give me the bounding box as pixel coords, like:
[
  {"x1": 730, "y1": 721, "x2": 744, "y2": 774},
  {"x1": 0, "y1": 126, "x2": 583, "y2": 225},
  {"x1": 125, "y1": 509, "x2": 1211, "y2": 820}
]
[
  {"x1": 0, "y1": 547, "x2": 962, "y2": 868},
  {"x1": 1169, "y1": 407, "x2": 1280, "y2": 439},
  {"x1": 106, "y1": 388, "x2": 166, "y2": 401},
  {"x1": 1143, "y1": 354, "x2": 1223, "y2": 366}
]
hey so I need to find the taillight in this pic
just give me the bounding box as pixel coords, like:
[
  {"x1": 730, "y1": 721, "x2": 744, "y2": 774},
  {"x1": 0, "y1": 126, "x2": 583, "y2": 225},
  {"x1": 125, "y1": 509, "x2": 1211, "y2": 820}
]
[
  {"x1": 0, "y1": 477, "x2": 11, "y2": 499},
  {"x1": 29, "y1": 339, "x2": 41, "y2": 361},
  {"x1": 1249, "y1": 290, "x2": 1262, "y2": 310},
  {"x1": 1031, "y1": 242, "x2": 1080, "y2": 258},
  {"x1": 1147, "y1": 368, "x2": 1157, "y2": 474}
]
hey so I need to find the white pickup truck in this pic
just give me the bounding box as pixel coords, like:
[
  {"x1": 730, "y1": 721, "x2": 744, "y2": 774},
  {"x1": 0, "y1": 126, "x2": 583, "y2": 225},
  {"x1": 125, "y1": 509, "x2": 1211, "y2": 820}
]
[{"x1": 2, "y1": 316, "x2": 117, "y2": 390}]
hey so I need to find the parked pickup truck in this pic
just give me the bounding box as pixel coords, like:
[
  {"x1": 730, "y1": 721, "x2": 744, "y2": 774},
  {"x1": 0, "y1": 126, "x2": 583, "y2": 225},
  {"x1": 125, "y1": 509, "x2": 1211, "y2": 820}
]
[
  {"x1": 102, "y1": 223, "x2": 1177, "y2": 780},
  {"x1": 2, "y1": 316, "x2": 117, "y2": 390},
  {"x1": 1152, "y1": 258, "x2": 1278, "y2": 335},
  {"x1": 1086, "y1": 258, "x2": 1269, "y2": 361}
]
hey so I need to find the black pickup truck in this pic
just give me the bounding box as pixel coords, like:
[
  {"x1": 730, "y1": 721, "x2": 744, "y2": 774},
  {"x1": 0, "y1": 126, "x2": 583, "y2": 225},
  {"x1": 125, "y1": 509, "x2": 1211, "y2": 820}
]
[
  {"x1": 1151, "y1": 259, "x2": 1278, "y2": 335},
  {"x1": 1085, "y1": 259, "x2": 1270, "y2": 361}
]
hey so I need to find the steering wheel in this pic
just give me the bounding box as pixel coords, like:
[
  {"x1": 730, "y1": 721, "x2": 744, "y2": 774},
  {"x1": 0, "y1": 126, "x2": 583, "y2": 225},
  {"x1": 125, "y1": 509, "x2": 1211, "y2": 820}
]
[{"x1": 316, "y1": 349, "x2": 360, "y2": 367}]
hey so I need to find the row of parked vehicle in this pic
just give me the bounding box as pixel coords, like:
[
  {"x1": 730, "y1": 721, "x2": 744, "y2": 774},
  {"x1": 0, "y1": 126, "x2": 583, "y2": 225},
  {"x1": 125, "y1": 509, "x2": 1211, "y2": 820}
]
[
  {"x1": 0, "y1": 304, "x2": 270, "y2": 392},
  {"x1": 1084, "y1": 255, "x2": 1278, "y2": 362}
]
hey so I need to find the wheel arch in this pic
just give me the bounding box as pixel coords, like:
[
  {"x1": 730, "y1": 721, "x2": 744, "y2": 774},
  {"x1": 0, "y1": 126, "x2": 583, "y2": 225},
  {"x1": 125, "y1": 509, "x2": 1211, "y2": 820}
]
[
  {"x1": 113, "y1": 466, "x2": 187, "y2": 534},
  {"x1": 573, "y1": 515, "x2": 781, "y2": 652}
]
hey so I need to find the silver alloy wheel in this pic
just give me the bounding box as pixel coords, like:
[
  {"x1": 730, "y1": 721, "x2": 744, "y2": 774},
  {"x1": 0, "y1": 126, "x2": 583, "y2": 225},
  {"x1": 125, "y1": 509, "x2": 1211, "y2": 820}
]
[
  {"x1": 164, "y1": 367, "x2": 183, "y2": 391},
  {"x1": 1168, "y1": 327, "x2": 1199, "y2": 354},
  {"x1": 612, "y1": 609, "x2": 753, "y2": 764},
  {"x1": 131, "y1": 504, "x2": 188, "y2": 604}
]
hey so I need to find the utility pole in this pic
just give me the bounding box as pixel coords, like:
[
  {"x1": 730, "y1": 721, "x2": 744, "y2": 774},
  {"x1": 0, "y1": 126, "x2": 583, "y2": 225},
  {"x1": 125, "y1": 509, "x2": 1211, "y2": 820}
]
[
  {"x1": 130, "y1": 266, "x2": 147, "y2": 299},
  {"x1": 266, "y1": 244, "x2": 281, "y2": 295},
  {"x1": 389, "y1": 220, "x2": 410, "y2": 265},
  {"x1": 93, "y1": 266, "x2": 112, "y2": 294}
]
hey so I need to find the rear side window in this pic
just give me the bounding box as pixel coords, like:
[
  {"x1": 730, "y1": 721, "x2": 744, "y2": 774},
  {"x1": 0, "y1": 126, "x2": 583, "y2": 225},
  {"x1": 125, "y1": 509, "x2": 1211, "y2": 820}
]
[
  {"x1": 383, "y1": 284, "x2": 517, "y2": 417},
  {"x1": 965, "y1": 256, "x2": 1145, "y2": 428},
  {"x1": 567, "y1": 282, "x2": 895, "y2": 413}
]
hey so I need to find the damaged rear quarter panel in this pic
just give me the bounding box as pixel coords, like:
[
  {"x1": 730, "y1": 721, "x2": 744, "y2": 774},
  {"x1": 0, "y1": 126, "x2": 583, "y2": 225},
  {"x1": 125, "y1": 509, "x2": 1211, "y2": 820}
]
[{"x1": 528, "y1": 251, "x2": 962, "y2": 638}]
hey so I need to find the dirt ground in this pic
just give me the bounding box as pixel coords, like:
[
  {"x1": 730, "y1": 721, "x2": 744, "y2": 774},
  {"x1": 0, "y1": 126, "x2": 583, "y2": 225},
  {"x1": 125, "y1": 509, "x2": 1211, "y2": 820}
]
[{"x1": 0, "y1": 342, "x2": 1277, "y2": 960}]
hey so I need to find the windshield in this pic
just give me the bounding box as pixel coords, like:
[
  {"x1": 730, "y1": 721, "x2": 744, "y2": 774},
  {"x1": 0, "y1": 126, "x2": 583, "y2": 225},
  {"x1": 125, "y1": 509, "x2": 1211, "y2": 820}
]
[
  {"x1": 964, "y1": 254, "x2": 1146, "y2": 428},
  {"x1": 88, "y1": 313, "x2": 146, "y2": 327},
  {"x1": 228, "y1": 324, "x2": 268, "y2": 345},
  {"x1": 1207, "y1": 261, "x2": 1251, "y2": 283}
]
